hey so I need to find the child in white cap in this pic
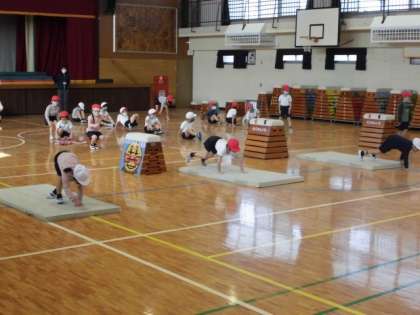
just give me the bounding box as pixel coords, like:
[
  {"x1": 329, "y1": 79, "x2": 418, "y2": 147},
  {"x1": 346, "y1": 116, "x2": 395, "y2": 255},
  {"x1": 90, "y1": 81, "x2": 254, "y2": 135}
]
[
  {"x1": 279, "y1": 85, "x2": 293, "y2": 131},
  {"x1": 71, "y1": 102, "x2": 87, "y2": 123},
  {"x1": 157, "y1": 91, "x2": 170, "y2": 121},
  {"x1": 180, "y1": 112, "x2": 202, "y2": 140},
  {"x1": 226, "y1": 103, "x2": 238, "y2": 126},
  {"x1": 144, "y1": 108, "x2": 163, "y2": 134},
  {"x1": 242, "y1": 102, "x2": 259, "y2": 126},
  {"x1": 116, "y1": 107, "x2": 139, "y2": 129},
  {"x1": 44, "y1": 95, "x2": 61, "y2": 141},
  {"x1": 100, "y1": 102, "x2": 115, "y2": 128},
  {"x1": 47, "y1": 151, "x2": 90, "y2": 206}
]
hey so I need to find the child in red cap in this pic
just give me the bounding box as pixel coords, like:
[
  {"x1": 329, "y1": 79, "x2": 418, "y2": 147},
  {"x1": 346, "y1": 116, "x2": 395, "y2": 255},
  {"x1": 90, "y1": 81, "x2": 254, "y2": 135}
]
[
  {"x1": 187, "y1": 136, "x2": 244, "y2": 173},
  {"x1": 44, "y1": 95, "x2": 61, "y2": 142},
  {"x1": 56, "y1": 111, "x2": 73, "y2": 144},
  {"x1": 86, "y1": 104, "x2": 104, "y2": 151}
]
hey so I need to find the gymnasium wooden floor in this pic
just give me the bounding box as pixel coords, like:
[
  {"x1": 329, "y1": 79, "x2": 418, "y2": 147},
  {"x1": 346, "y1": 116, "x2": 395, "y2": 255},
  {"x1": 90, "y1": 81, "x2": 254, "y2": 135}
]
[{"x1": 1, "y1": 110, "x2": 420, "y2": 315}]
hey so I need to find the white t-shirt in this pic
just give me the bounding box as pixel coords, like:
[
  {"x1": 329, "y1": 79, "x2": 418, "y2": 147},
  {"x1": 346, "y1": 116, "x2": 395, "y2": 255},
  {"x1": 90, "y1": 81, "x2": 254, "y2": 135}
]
[
  {"x1": 145, "y1": 115, "x2": 160, "y2": 128},
  {"x1": 180, "y1": 120, "x2": 193, "y2": 133},
  {"x1": 226, "y1": 108, "x2": 237, "y2": 119},
  {"x1": 71, "y1": 107, "x2": 82, "y2": 119},
  {"x1": 158, "y1": 96, "x2": 167, "y2": 106},
  {"x1": 278, "y1": 94, "x2": 292, "y2": 107},
  {"x1": 56, "y1": 120, "x2": 73, "y2": 133},
  {"x1": 117, "y1": 113, "x2": 129, "y2": 125},
  {"x1": 215, "y1": 139, "x2": 227, "y2": 157}
]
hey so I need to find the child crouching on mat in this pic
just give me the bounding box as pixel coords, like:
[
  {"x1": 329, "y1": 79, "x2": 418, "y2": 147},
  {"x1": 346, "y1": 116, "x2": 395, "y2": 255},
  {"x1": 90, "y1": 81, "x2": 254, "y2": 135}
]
[
  {"x1": 72, "y1": 102, "x2": 87, "y2": 123},
  {"x1": 100, "y1": 102, "x2": 116, "y2": 128},
  {"x1": 179, "y1": 112, "x2": 202, "y2": 140},
  {"x1": 117, "y1": 107, "x2": 139, "y2": 129},
  {"x1": 187, "y1": 136, "x2": 244, "y2": 174},
  {"x1": 48, "y1": 151, "x2": 90, "y2": 206},
  {"x1": 144, "y1": 108, "x2": 163, "y2": 134},
  {"x1": 44, "y1": 95, "x2": 61, "y2": 142},
  {"x1": 56, "y1": 111, "x2": 73, "y2": 144},
  {"x1": 359, "y1": 135, "x2": 420, "y2": 168},
  {"x1": 86, "y1": 104, "x2": 104, "y2": 151}
]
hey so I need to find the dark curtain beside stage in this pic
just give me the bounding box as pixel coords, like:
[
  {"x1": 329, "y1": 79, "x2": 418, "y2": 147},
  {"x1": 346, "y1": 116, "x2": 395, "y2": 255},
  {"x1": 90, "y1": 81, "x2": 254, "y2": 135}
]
[
  {"x1": 66, "y1": 18, "x2": 97, "y2": 80},
  {"x1": 15, "y1": 16, "x2": 26, "y2": 71},
  {"x1": 35, "y1": 17, "x2": 67, "y2": 76},
  {"x1": 35, "y1": 16, "x2": 98, "y2": 80}
]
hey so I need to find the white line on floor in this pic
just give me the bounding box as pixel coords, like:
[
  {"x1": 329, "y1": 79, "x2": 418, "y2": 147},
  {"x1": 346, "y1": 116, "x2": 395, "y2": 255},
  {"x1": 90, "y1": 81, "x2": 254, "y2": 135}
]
[{"x1": 48, "y1": 222, "x2": 272, "y2": 315}]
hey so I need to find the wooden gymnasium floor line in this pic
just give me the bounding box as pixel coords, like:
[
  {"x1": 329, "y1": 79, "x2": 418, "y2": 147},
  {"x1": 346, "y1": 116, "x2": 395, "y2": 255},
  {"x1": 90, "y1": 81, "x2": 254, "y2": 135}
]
[
  {"x1": 2, "y1": 116, "x2": 420, "y2": 314},
  {"x1": 2, "y1": 173, "x2": 420, "y2": 315}
]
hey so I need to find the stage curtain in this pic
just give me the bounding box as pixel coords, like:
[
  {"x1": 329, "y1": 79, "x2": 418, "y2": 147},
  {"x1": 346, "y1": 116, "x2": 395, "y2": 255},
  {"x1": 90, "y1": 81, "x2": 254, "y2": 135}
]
[
  {"x1": 66, "y1": 18, "x2": 98, "y2": 80},
  {"x1": 16, "y1": 15, "x2": 26, "y2": 71},
  {"x1": 0, "y1": 15, "x2": 17, "y2": 72},
  {"x1": 35, "y1": 16, "x2": 67, "y2": 76},
  {"x1": 0, "y1": 0, "x2": 97, "y2": 17}
]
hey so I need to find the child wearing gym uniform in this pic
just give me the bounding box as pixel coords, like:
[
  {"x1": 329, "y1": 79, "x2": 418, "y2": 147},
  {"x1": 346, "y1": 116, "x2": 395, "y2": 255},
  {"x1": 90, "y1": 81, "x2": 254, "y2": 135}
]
[
  {"x1": 188, "y1": 136, "x2": 244, "y2": 173},
  {"x1": 116, "y1": 107, "x2": 139, "y2": 129},
  {"x1": 86, "y1": 104, "x2": 104, "y2": 151},
  {"x1": 207, "y1": 106, "x2": 221, "y2": 124},
  {"x1": 56, "y1": 111, "x2": 73, "y2": 144},
  {"x1": 226, "y1": 103, "x2": 238, "y2": 126},
  {"x1": 48, "y1": 151, "x2": 90, "y2": 205},
  {"x1": 72, "y1": 102, "x2": 86, "y2": 123},
  {"x1": 279, "y1": 85, "x2": 293, "y2": 131},
  {"x1": 242, "y1": 102, "x2": 259, "y2": 126},
  {"x1": 100, "y1": 102, "x2": 116, "y2": 128},
  {"x1": 157, "y1": 93, "x2": 170, "y2": 121},
  {"x1": 179, "y1": 112, "x2": 202, "y2": 140},
  {"x1": 44, "y1": 95, "x2": 61, "y2": 141},
  {"x1": 144, "y1": 108, "x2": 163, "y2": 134}
]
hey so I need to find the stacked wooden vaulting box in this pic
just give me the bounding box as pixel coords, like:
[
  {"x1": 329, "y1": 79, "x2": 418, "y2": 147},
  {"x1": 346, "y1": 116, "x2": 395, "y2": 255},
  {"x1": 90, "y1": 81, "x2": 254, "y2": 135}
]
[
  {"x1": 358, "y1": 113, "x2": 396, "y2": 153},
  {"x1": 244, "y1": 118, "x2": 288, "y2": 159},
  {"x1": 290, "y1": 86, "x2": 309, "y2": 119},
  {"x1": 335, "y1": 88, "x2": 356, "y2": 122},
  {"x1": 258, "y1": 93, "x2": 273, "y2": 118},
  {"x1": 409, "y1": 96, "x2": 420, "y2": 128},
  {"x1": 361, "y1": 90, "x2": 380, "y2": 116},
  {"x1": 312, "y1": 88, "x2": 333, "y2": 121},
  {"x1": 269, "y1": 88, "x2": 282, "y2": 117},
  {"x1": 386, "y1": 90, "x2": 402, "y2": 116}
]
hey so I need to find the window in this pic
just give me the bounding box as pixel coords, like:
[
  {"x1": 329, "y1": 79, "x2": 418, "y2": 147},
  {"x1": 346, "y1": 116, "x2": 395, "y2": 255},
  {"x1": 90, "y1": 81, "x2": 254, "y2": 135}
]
[
  {"x1": 410, "y1": 58, "x2": 420, "y2": 65},
  {"x1": 283, "y1": 54, "x2": 304, "y2": 63},
  {"x1": 223, "y1": 55, "x2": 235, "y2": 64},
  {"x1": 334, "y1": 54, "x2": 358, "y2": 63},
  {"x1": 227, "y1": 0, "x2": 420, "y2": 21}
]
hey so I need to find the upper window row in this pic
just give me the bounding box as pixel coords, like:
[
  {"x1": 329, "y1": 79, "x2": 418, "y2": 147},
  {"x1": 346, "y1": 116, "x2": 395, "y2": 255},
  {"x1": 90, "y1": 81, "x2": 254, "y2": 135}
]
[{"x1": 228, "y1": 0, "x2": 420, "y2": 20}]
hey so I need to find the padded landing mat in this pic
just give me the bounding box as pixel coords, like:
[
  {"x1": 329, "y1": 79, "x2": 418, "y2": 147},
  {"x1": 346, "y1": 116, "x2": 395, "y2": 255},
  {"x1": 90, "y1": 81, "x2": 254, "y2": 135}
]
[
  {"x1": 179, "y1": 165, "x2": 304, "y2": 188},
  {"x1": 0, "y1": 184, "x2": 120, "y2": 221},
  {"x1": 297, "y1": 151, "x2": 401, "y2": 170}
]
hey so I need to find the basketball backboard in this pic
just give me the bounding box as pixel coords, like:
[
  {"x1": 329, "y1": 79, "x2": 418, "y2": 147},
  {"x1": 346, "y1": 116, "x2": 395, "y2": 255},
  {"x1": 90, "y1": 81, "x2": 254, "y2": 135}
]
[{"x1": 295, "y1": 8, "x2": 340, "y2": 47}]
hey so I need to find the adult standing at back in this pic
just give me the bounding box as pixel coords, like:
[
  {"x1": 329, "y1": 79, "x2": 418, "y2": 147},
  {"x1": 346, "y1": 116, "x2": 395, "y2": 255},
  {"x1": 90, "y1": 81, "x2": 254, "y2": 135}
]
[
  {"x1": 54, "y1": 66, "x2": 71, "y2": 111},
  {"x1": 278, "y1": 84, "x2": 293, "y2": 132}
]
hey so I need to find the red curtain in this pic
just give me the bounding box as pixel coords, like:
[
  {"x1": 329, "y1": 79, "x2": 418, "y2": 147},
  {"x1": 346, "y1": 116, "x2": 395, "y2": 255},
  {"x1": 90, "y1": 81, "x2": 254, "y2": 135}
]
[
  {"x1": 0, "y1": 0, "x2": 97, "y2": 17},
  {"x1": 66, "y1": 18, "x2": 98, "y2": 80},
  {"x1": 35, "y1": 16, "x2": 67, "y2": 76},
  {"x1": 15, "y1": 16, "x2": 26, "y2": 71}
]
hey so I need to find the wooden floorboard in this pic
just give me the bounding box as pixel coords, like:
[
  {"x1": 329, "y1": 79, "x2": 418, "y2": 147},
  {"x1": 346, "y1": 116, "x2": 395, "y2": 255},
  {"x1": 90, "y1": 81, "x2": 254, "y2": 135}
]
[{"x1": 1, "y1": 111, "x2": 420, "y2": 314}]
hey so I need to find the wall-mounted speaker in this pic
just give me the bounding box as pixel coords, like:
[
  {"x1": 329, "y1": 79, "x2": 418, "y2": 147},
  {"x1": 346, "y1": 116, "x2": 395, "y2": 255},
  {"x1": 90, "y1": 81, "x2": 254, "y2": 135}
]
[{"x1": 104, "y1": 0, "x2": 116, "y2": 14}]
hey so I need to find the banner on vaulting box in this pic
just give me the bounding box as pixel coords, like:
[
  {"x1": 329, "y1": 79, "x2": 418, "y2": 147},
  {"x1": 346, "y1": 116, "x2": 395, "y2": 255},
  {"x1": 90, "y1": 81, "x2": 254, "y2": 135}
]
[{"x1": 119, "y1": 138, "x2": 147, "y2": 175}]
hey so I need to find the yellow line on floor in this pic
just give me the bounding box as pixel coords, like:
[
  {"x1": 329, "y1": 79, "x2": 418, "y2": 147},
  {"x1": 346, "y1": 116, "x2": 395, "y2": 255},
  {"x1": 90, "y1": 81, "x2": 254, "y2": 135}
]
[
  {"x1": 91, "y1": 216, "x2": 364, "y2": 315},
  {"x1": 208, "y1": 211, "x2": 420, "y2": 259},
  {"x1": 0, "y1": 181, "x2": 12, "y2": 187}
]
